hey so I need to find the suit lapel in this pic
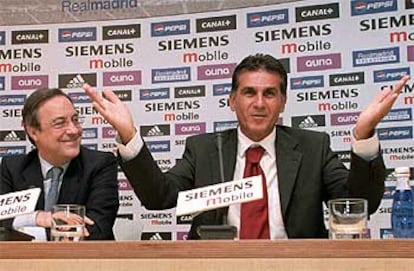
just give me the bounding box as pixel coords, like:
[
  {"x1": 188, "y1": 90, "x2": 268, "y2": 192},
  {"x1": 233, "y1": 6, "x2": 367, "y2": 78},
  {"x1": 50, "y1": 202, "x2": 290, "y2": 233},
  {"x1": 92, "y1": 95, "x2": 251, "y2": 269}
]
[
  {"x1": 276, "y1": 126, "x2": 303, "y2": 218},
  {"x1": 58, "y1": 157, "x2": 82, "y2": 203},
  {"x1": 22, "y1": 154, "x2": 45, "y2": 209}
]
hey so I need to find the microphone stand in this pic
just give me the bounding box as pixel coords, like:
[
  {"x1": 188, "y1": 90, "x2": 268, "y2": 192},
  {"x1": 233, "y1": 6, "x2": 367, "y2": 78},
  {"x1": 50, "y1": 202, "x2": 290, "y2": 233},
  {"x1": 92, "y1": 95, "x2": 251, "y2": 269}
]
[{"x1": 196, "y1": 133, "x2": 237, "y2": 240}]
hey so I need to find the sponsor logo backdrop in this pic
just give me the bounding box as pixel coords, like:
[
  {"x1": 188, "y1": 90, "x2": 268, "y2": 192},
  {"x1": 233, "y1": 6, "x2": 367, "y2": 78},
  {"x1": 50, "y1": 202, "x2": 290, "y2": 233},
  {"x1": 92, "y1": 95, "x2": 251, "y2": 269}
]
[{"x1": 0, "y1": 0, "x2": 413, "y2": 240}]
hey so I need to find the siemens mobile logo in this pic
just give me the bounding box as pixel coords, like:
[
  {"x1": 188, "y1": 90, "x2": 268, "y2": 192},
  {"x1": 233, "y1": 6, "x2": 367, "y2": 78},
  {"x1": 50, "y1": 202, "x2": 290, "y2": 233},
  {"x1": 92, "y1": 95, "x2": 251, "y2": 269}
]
[
  {"x1": 291, "y1": 115, "x2": 326, "y2": 129},
  {"x1": 352, "y1": 47, "x2": 399, "y2": 67},
  {"x1": 378, "y1": 126, "x2": 413, "y2": 140},
  {"x1": 103, "y1": 70, "x2": 141, "y2": 86},
  {"x1": 146, "y1": 140, "x2": 171, "y2": 152},
  {"x1": 0, "y1": 146, "x2": 26, "y2": 157},
  {"x1": 175, "y1": 122, "x2": 206, "y2": 135},
  {"x1": 140, "y1": 88, "x2": 169, "y2": 100},
  {"x1": 174, "y1": 85, "x2": 205, "y2": 98},
  {"x1": 82, "y1": 128, "x2": 98, "y2": 139},
  {"x1": 329, "y1": 72, "x2": 365, "y2": 86},
  {"x1": 102, "y1": 24, "x2": 140, "y2": 40},
  {"x1": 0, "y1": 77, "x2": 5, "y2": 90},
  {"x1": 290, "y1": 75, "x2": 324, "y2": 90},
  {"x1": 140, "y1": 124, "x2": 170, "y2": 137},
  {"x1": 295, "y1": 3, "x2": 339, "y2": 22},
  {"x1": 214, "y1": 121, "x2": 238, "y2": 132},
  {"x1": 351, "y1": 0, "x2": 397, "y2": 16},
  {"x1": 196, "y1": 15, "x2": 236, "y2": 33},
  {"x1": 373, "y1": 67, "x2": 410, "y2": 82},
  {"x1": 0, "y1": 32, "x2": 5, "y2": 45},
  {"x1": 69, "y1": 92, "x2": 91, "y2": 103},
  {"x1": 330, "y1": 112, "x2": 360, "y2": 126},
  {"x1": 151, "y1": 20, "x2": 190, "y2": 37},
  {"x1": 58, "y1": 73, "x2": 97, "y2": 89},
  {"x1": 247, "y1": 9, "x2": 289, "y2": 28},
  {"x1": 381, "y1": 108, "x2": 412, "y2": 122},
  {"x1": 152, "y1": 67, "x2": 191, "y2": 84},
  {"x1": 11, "y1": 30, "x2": 48, "y2": 44},
  {"x1": 213, "y1": 83, "x2": 232, "y2": 96},
  {"x1": 11, "y1": 75, "x2": 48, "y2": 90},
  {"x1": 58, "y1": 27, "x2": 96, "y2": 42},
  {"x1": 0, "y1": 95, "x2": 26, "y2": 106}
]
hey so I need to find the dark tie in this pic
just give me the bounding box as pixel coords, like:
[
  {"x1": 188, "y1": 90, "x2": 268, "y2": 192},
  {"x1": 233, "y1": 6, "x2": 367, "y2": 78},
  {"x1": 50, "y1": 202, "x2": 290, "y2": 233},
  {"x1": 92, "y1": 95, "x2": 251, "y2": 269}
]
[
  {"x1": 240, "y1": 146, "x2": 270, "y2": 239},
  {"x1": 44, "y1": 167, "x2": 63, "y2": 211}
]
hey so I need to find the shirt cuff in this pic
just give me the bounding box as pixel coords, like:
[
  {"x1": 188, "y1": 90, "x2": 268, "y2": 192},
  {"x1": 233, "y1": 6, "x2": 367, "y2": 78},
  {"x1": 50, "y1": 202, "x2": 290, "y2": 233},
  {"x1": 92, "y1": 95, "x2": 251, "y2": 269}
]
[
  {"x1": 351, "y1": 129, "x2": 380, "y2": 161},
  {"x1": 12, "y1": 212, "x2": 37, "y2": 228},
  {"x1": 116, "y1": 127, "x2": 144, "y2": 162}
]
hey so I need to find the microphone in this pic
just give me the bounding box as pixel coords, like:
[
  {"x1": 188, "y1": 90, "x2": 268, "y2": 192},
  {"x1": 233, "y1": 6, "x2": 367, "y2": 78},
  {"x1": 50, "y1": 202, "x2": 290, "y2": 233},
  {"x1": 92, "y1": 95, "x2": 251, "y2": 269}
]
[
  {"x1": 196, "y1": 132, "x2": 237, "y2": 240},
  {"x1": 216, "y1": 132, "x2": 227, "y2": 225}
]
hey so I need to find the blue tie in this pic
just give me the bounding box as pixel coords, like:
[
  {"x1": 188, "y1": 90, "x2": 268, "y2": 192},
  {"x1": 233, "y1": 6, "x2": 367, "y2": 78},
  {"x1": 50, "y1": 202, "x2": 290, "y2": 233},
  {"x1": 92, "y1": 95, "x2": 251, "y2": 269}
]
[{"x1": 44, "y1": 167, "x2": 63, "y2": 211}]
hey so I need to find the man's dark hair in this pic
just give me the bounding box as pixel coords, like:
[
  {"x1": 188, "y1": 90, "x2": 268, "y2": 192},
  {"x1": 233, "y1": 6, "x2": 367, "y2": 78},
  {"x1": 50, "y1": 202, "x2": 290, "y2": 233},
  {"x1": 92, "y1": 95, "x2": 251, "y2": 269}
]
[
  {"x1": 22, "y1": 88, "x2": 73, "y2": 144},
  {"x1": 231, "y1": 53, "x2": 288, "y2": 96}
]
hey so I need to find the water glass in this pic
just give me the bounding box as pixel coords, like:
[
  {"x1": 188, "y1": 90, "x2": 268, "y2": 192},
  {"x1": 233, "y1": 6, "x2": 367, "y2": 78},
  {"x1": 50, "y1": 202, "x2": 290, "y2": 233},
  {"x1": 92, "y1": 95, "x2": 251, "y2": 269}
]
[
  {"x1": 328, "y1": 198, "x2": 368, "y2": 239},
  {"x1": 51, "y1": 204, "x2": 85, "y2": 241}
]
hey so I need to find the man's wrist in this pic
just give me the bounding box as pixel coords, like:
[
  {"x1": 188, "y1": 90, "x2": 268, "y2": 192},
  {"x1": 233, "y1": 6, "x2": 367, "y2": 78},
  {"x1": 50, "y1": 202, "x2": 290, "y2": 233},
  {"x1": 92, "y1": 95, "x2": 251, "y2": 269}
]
[{"x1": 35, "y1": 211, "x2": 52, "y2": 228}]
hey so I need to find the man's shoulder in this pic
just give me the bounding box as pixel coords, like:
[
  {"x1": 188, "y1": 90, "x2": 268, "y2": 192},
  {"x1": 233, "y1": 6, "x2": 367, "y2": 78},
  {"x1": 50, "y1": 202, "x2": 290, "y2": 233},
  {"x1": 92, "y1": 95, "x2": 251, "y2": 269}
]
[
  {"x1": 1, "y1": 149, "x2": 37, "y2": 167},
  {"x1": 186, "y1": 129, "x2": 236, "y2": 143},
  {"x1": 79, "y1": 146, "x2": 116, "y2": 161},
  {"x1": 278, "y1": 125, "x2": 328, "y2": 140}
]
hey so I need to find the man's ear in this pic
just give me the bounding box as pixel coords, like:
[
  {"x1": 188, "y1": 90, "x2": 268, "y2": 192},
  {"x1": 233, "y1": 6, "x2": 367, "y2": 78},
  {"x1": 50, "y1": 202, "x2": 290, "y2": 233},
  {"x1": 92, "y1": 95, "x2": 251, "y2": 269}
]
[
  {"x1": 229, "y1": 93, "x2": 236, "y2": 112},
  {"x1": 25, "y1": 125, "x2": 38, "y2": 143},
  {"x1": 279, "y1": 95, "x2": 287, "y2": 113}
]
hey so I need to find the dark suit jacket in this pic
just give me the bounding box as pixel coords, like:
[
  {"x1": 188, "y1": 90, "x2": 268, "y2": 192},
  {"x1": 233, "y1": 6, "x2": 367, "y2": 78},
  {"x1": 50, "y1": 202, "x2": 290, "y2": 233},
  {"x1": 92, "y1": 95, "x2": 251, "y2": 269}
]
[
  {"x1": 0, "y1": 146, "x2": 119, "y2": 240},
  {"x1": 121, "y1": 126, "x2": 385, "y2": 239}
]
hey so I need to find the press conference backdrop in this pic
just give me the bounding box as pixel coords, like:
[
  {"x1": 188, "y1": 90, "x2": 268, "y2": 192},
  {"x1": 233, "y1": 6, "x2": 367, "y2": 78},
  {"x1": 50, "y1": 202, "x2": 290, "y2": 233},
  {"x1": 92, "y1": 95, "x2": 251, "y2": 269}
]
[{"x1": 0, "y1": 0, "x2": 413, "y2": 240}]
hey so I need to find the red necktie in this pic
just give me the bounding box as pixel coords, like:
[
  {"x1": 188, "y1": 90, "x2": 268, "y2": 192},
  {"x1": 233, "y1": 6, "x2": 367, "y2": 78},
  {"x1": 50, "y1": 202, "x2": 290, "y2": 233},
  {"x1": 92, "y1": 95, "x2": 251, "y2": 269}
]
[{"x1": 240, "y1": 146, "x2": 270, "y2": 239}]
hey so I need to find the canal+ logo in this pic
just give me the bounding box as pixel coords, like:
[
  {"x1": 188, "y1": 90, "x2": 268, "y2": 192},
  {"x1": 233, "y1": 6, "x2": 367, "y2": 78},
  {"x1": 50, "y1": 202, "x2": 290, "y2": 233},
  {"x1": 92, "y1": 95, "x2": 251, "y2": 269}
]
[
  {"x1": 151, "y1": 20, "x2": 190, "y2": 37},
  {"x1": 196, "y1": 15, "x2": 236, "y2": 33},
  {"x1": 247, "y1": 9, "x2": 289, "y2": 28},
  {"x1": 102, "y1": 24, "x2": 141, "y2": 40}
]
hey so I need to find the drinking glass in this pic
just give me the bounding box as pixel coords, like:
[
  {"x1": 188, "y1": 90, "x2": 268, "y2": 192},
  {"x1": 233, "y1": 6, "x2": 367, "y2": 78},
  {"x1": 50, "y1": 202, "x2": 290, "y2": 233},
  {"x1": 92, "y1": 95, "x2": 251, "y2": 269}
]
[
  {"x1": 328, "y1": 198, "x2": 368, "y2": 239},
  {"x1": 51, "y1": 204, "x2": 85, "y2": 241}
]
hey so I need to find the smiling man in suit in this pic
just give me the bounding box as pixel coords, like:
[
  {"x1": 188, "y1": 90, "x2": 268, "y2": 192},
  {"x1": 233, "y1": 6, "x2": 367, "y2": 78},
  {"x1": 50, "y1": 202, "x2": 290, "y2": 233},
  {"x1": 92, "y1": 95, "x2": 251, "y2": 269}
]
[
  {"x1": 84, "y1": 54, "x2": 409, "y2": 239},
  {"x1": 0, "y1": 88, "x2": 119, "y2": 240}
]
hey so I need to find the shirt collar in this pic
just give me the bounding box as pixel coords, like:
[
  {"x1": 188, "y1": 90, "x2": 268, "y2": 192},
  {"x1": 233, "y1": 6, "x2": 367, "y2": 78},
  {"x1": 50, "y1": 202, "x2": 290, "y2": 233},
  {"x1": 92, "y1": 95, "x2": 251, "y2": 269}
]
[
  {"x1": 38, "y1": 155, "x2": 70, "y2": 179},
  {"x1": 237, "y1": 126, "x2": 276, "y2": 159}
]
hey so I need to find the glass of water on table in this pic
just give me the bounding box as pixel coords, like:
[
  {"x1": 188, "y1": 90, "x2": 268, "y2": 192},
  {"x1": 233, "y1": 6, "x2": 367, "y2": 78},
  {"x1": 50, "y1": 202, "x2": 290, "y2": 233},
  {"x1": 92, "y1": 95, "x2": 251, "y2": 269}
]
[
  {"x1": 328, "y1": 198, "x2": 368, "y2": 239},
  {"x1": 51, "y1": 204, "x2": 85, "y2": 241}
]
